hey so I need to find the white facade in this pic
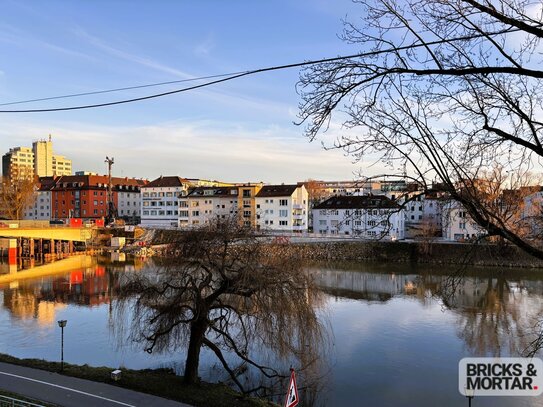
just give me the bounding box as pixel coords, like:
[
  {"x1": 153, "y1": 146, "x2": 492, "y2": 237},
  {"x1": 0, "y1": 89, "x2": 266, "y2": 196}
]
[
  {"x1": 140, "y1": 176, "x2": 187, "y2": 227},
  {"x1": 179, "y1": 187, "x2": 239, "y2": 227},
  {"x1": 442, "y1": 201, "x2": 484, "y2": 241},
  {"x1": 312, "y1": 196, "x2": 405, "y2": 240},
  {"x1": 255, "y1": 185, "x2": 309, "y2": 232},
  {"x1": 117, "y1": 185, "x2": 141, "y2": 220},
  {"x1": 23, "y1": 190, "x2": 52, "y2": 220}
]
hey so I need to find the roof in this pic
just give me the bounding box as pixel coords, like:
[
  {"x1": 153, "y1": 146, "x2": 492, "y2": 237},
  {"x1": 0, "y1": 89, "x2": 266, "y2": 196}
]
[
  {"x1": 313, "y1": 195, "x2": 399, "y2": 210},
  {"x1": 256, "y1": 184, "x2": 298, "y2": 198},
  {"x1": 47, "y1": 175, "x2": 147, "y2": 190},
  {"x1": 187, "y1": 186, "x2": 239, "y2": 198},
  {"x1": 143, "y1": 176, "x2": 187, "y2": 188}
]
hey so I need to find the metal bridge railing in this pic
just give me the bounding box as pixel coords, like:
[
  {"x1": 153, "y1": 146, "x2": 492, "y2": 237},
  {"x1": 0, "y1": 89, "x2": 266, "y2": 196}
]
[{"x1": 0, "y1": 394, "x2": 45, "y2": 407}]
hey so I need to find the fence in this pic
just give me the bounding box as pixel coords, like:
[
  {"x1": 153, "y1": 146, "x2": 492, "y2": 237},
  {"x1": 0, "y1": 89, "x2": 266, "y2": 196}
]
[{"x1": 0, "y1": 395, "x2": 45, "y2": 407}]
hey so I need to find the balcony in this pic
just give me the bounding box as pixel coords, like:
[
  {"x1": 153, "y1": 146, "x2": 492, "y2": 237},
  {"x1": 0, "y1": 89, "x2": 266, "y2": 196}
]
[{"x1": 293, "y1": 204, "x2": 303, "y2": 209}]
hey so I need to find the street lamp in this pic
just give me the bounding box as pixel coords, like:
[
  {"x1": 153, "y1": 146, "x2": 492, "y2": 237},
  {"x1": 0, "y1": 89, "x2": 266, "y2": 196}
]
[
  {"x1": 465, "y1": 385, "x2": 475, "y2": 407},
  {"x1": 57, "y1": 320, "x2": 67, "y2": 372}
]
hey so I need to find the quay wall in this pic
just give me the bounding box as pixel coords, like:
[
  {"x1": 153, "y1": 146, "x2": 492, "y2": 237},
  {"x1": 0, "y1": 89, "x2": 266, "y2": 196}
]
[{"x1": 146, "y1": 229, "x2": 543, "y2": 268}]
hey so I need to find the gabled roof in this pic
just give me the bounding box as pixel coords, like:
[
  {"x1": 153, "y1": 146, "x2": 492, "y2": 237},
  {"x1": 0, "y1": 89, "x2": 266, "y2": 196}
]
[
  {"x1": 256, "y1": 184, "x2": 298, "y2": 198},
  {"x1": 144, "y1": 176, "x2": 187, "y2": 188},
  {"x1": 313, "y1": 195, "x2": 399, "y2": 210}
]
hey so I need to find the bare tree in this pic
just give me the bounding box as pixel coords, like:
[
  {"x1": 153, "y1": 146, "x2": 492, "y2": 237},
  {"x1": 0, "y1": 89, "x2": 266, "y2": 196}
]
[
  {"x1": 298, "y1": 0, "x2": 543, "y2": 259},
  {"x1": 118, "y1": 217, "x2": 323, "y2": 394},
  {"x1": 0, "y1": 176, "x2": 36, "y2": 220}
]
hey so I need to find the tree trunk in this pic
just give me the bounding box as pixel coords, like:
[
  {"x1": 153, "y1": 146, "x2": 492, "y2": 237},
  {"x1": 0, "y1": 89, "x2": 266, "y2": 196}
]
[{"x1": 184, "y1": 317, "x2": 208, "y2": 384}]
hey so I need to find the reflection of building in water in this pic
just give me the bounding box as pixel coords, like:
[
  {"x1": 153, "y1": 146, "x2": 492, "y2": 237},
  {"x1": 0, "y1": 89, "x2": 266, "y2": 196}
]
[
  {"x1": 312, "y1": 268, "x2": 420, "y2": 302},
  {"x1": 1, "y1": 265, "x2": 121, "y2": 322}
]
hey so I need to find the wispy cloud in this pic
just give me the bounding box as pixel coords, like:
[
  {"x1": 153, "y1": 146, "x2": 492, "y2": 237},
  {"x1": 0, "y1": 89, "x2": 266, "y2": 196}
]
[
  {"x1": 0, "y1": 118, "x2": 370, "y2": 182},
  {"x1": 72, "y1": 27, "x2": 193, "y2": 79},
  {"x1": 194, "y1": 33, "x2": 215, "y2": 57}
]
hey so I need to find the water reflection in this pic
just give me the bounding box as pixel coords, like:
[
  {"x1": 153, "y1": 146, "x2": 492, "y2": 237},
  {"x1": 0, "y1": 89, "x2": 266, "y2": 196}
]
[{"x1": 1, "y1": 257, "x2": 543, "y2": 406}]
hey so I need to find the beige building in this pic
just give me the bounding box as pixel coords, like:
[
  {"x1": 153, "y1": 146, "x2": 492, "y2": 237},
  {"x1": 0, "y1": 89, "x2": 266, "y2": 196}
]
[
  {"x1": 2, "y1": 136, "x2": 72, "y2": 181},
  {"x1": 2, "y1": 146, "x2": 35, "y2": 180}
]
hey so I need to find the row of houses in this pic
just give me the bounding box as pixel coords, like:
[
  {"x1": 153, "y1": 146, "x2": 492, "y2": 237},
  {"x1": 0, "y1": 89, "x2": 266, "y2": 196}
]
[{"x1": 21, "y1": 174, "x2": 540, "y2": 242}]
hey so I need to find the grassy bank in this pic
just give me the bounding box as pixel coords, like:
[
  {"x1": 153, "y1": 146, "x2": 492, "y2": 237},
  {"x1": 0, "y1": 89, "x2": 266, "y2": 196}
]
[{"x1": 0, "y1": 354, "x2": 276, "y2": 407}]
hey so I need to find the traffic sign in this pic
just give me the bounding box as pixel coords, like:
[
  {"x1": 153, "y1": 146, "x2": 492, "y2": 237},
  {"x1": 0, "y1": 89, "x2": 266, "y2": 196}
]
[{"x1": 284, "y1": 368, "x2": 299, "y2": 407}]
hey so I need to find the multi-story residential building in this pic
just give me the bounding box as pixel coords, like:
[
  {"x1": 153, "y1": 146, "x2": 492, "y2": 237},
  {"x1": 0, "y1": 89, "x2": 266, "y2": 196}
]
[
  {"x1": 255, "y1": 184, "x2": 308, "y2": 232},
  {"x1": 179, "y1": 186, "x2": 239, "y2": 227},
  {"x1": 236, "y1": 183, "x2": 263, "y2": 228},
  {"x1": 441, "y1": 201, "x2": 484, "y2": 241},
  {"x1": 50, "y1": 175, "x2": 146, "y2": 221},
  {"x1": 141, "y1": 176, "x2": 188, "y2": 227},
  {"x1": 2, "y1": 136, "x2": 72, "y2": 181},
  {"x1": 2, "y1": 147, "x2": 35, "y2": 181},
  {"x1": 52, "y1": 155, "x2": 72, "y2": 176},
  {"x1": 312, "y1": 195, "x2": 404, "y2": 240},
  {"x1": 23, "y1": 177, "x2": 56, "y2": 220}
]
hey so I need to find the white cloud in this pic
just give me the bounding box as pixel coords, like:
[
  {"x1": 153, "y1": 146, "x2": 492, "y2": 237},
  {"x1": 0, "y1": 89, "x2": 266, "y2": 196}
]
[{"x1": 0, "y1": 118, "x2": 374, "y2": 183}]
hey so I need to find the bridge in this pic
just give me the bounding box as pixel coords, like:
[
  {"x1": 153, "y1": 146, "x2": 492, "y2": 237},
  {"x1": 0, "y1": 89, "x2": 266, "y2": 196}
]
[
  {"x1": 0, "y1": 227, "x2": 93, "y2": 242},
  {"x1": 0, "y1": 225, "x2": 97, "y2": 261}
]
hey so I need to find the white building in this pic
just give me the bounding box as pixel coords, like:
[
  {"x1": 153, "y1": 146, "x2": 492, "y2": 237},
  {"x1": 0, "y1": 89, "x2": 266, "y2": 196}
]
[
  {"x1": 23, "y1": 177, "x2": 56, "y2": 221},
  {"x1": 140, "y1": 176, "x2": 187, "y2": 227},
  {"x1": 255, "y1": 184, "x2": 308, "y2": 232},
  {"x1": 312, "y1": 195, "x2": 405, "y2": 240},
  {"x1": 441, "y1": 201, "x2": 484, "y2": 241},
  {"x1": 179, "y1": 186, "x2": 239, "y2": 227},
  {"x1": 116, "y1": 182, "x2": 144, "y2": 222}
]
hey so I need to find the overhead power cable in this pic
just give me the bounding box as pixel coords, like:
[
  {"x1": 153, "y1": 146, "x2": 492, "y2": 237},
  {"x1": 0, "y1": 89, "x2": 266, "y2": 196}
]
[
  {"x1": 0, "y1": 27, "x2": 520, "y2": 113},
  {"x1": 0, "y1": 71, "x2": 249, "y2": 107}
]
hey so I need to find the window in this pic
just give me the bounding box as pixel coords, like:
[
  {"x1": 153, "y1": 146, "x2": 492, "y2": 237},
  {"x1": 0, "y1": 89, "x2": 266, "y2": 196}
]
[
  {"x1": 151, "y1": 210, "x2": 157, "y2": 215},
  {"x1": 279, "y1": 199, "x2": 288, "y2": 206},
  {"x1": 143, "y1": 202, "x2": 149, "y2": 207},
  {"x1": 368, "y1": 220, "x2": 376, "y2": 226},
  {"x1": 179, "y1": 210, "x2": 189, "y2": 217},
  {"x1": 191, "y1": 201, "x2": 199, "y2": 207},
  {"x1": 159, "y1": 210, "x2": 165, "y2": 215},
  {"x1": 319, "y1": 220, "x2": 327, "y2": 225},
  {"x1": 279, "y1": 220, "x2": 288, "y2": 226},
  {"x1": 243, "y1": 189, "x2": 251, "y2": 197},
  {"x1": 192, "y1": 210, "x2": 200, "y2": 216},
  {"x1": 279, "y1": 209, "x2": 288, "y2": 217},
  {"x1": 94, "y1": 200, "x2": 98, "y2": 206},
  {"x1": 166, "y1": 192, "x2": 173, "y2": 197},
  {"x1": 243, "y1": 210, "x2": 251, "y2": 218}
]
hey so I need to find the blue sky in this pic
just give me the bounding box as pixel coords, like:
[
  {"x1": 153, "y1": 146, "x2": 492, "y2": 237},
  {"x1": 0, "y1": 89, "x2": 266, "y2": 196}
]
[{"x1": 0, "y1": 0, "x2": 376, "y2": 183}]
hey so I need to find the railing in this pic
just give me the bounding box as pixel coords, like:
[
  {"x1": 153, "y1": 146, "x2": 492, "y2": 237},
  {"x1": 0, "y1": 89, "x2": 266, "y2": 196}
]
[{"x1": 0, "y1": 395, "x2": 45, "y2": 407}]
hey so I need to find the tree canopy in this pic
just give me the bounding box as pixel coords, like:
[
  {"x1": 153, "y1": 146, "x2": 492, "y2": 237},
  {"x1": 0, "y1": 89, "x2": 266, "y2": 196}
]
[
  {"x1": 118, "y1": 218, "x2": 323, "y2": 394},
  {"x1": 298, "y1": 0, "x2": 543, "y2": 258}
]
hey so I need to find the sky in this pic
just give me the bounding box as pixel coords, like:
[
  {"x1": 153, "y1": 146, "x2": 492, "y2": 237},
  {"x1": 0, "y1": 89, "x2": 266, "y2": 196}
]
[{"x1": 0, "y1": 0, "x2": 378, "y2": 183}]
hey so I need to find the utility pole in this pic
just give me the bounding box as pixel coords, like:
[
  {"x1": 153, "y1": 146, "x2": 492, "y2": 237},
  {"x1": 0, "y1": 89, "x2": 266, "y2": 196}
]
[{"x1": 105, "y1": 156, "x2": 117, "y2": 224}]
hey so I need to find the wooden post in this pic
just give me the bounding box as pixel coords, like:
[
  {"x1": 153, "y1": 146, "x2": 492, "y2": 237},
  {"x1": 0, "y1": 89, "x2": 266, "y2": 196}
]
[
  {"x1": 29, "y1": 238, "x2": 34, "y2": 258},
  {"x1": 51, "y1": 239, "x2": 55, "y2": 255}
]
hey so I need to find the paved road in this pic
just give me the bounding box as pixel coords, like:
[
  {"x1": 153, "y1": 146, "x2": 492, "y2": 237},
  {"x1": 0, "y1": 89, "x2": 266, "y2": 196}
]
[{"x1": 0, "y1": 362, "x2": 192, "y2": 407}]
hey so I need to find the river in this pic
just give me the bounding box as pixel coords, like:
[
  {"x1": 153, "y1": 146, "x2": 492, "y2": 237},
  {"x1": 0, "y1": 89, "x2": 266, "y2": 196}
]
[{"x1": 1, "y1": 254, "x2": 542, "y2": 406}]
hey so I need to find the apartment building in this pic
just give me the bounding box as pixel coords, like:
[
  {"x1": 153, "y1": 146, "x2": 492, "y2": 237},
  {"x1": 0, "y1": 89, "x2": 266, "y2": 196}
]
[
  {"x1": 312, "y1": 195, "x2": 404, "y2": 240},
  {"x1": 179, "y1": 186, "x2": 239, "y2": 227},
  {"x1": 2, "y1": 147, "x2": 35, "y2": 181},
  {"x1": 23, "y1": 177, "x2": 56, "y2": 220},
  {"x1": 255, "y1": 184, "x2": 308, "y2": 232},
  {"x1": 141, "y1": 176, "x2": 188, "y2": 227},
  {"x1": 50, "y1": 175, "x2": 146, "y2": 221},
  {"x1": 236, "y1": 183, "x2": 263, "y2": 228},
  {"x1": 2, "y1": 136, "x2": 72, "y2": 181},
  {"x1": 441, "y1": 201, "x2": 484, "y2": 241}
]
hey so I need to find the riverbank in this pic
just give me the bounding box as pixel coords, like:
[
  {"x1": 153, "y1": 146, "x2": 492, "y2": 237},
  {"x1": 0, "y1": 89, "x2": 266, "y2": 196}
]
[
  {"x1": 0, "y1": 354, "x2": 276, "y2": 407},
  {"x1": 139, "y1": 229, "x2": 543, "y2": 268}
]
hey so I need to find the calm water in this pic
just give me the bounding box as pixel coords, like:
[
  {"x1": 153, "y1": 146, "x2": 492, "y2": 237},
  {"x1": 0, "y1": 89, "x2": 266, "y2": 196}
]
[{"x1": 1, "y1": 255, "x2": 543, "y2": 406}]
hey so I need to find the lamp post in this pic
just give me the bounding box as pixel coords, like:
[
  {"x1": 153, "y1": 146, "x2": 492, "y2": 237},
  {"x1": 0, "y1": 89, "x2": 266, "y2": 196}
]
[
  {"x1": 465, "y1": 386, "x2": 475, "y2": 407},
  {"x1": 57, "y1": 320, "x2": 67, "y2": 372}
]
